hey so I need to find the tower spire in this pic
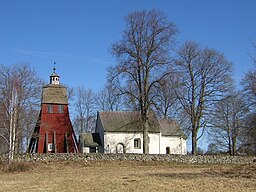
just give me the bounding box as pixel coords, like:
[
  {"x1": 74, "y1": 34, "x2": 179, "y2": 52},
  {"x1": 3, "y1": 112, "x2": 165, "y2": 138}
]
[{"x1": 53, "y1": 62, "x2": 56, "y2": 73}]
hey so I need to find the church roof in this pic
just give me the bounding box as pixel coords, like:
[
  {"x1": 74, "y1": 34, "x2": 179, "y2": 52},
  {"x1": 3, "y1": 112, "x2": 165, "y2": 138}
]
[
  {"x1": 158, "y1": 119, "x2": 186, "y2": 138},
  {"x1": 97, "y1": 111, "x2": 186, "y2": 138},
  {"x1": 80, "y1": 133, "x2": 101, "y2": 147},
  {"x1": 97, "y1": 111, "x2": 161, "y2": 133}
]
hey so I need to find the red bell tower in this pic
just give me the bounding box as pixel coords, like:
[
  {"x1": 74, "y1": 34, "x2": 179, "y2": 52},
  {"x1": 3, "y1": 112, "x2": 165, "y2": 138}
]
[{"x1": 28, "y1": 66, "x2": 78, "y2": 153}]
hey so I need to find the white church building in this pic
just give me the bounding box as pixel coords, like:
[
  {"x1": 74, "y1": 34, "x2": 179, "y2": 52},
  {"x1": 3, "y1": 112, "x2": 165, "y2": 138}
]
[{"x1": 94, "y1": 111, "x2": 187, "y2": 155}]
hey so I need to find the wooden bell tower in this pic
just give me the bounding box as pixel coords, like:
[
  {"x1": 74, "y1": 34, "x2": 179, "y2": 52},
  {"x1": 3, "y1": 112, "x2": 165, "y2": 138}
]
[{"x1": 28, "y1": 66, "x2": 78, "y2": 153}]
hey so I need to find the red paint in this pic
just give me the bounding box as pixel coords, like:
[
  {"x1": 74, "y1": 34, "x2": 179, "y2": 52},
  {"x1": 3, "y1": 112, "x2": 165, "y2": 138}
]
[{"x1": 35, "y1": 103, "x2": 78, "y2": 153}]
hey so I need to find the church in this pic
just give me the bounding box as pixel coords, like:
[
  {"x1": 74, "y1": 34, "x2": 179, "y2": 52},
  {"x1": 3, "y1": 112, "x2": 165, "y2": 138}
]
[{"x1": 93, "y1": 111, "x2": 187, "y2": 155}]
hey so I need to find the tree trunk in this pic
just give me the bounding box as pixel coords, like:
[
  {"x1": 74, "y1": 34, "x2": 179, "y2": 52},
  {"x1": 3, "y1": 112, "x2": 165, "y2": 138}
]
[
  {"x1": 143, "y1": 117, "x2": 149, "y2": 154},
  {"x1": 228, "y1": 130, "x2": 232, "y2": 156},
  {"x1": 8, "y1": 111, "x2": 13, "y2": 163},
  {"x1": 8, "y1": 87, "x2": 18, "y2": 163},
  {"x1": 232, "y1": 137, "x2": 236, "y2": 156},
  {"x1": 12, "y1": 106, "x2": 17, "y2": 157},
  {"x1": 192, "y1": 131, "x2": 197, "y2": 155}
]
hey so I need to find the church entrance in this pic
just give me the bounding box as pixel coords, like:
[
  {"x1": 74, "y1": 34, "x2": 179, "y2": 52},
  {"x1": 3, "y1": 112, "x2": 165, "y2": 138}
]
[
  {"x1": 166, "y1": 147, "x2": 170, "y2": 154},
  {"x1": 116, "y1": 143, "x2": 126, "y2": 153}
]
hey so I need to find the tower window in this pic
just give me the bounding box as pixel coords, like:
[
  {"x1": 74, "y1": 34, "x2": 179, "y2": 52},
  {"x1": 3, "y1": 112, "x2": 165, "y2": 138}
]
[
  {"x1": 48, "y1": 143, "x2": 54, "y2": 152},
  {"x1": 48, "y1": 105, "x2": 53, "y2": 113},
  {"x1": 58, "y1": 105, "x2": 64, "y2": 113}
]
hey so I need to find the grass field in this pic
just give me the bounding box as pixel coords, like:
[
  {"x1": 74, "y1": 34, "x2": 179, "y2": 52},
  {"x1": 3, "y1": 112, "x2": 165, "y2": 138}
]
[{"x1": 0, "y1": 161, "x2": 255, "y2": 192}]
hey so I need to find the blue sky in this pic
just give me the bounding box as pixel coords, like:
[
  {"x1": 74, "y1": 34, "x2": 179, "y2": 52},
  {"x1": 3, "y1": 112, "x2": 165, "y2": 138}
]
[{"x1": 0, "y1": 0, "x2": 255, "y2": 90}]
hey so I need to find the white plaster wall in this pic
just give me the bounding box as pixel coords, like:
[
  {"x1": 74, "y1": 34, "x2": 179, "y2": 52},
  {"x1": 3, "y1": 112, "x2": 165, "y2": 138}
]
[
  {"x1": 181, "y1": 139, "x2": 187, "y2": 155},
  {"x1": 104, "y1": 132, "x2": 143, "y2": 154},
  {"x1": 82, "y1": 147, "x2": 90, "y2": 154},
  {"x1": 104, "y1": 132, "x2": 162, "y2": 154},
  {"x1": 148, "y1": 133, "x2": 161, "y2": 154},
  {"x1": 160, "y1": 136, "x2": 187, "y2": 155},
  {"x1": 103, "y1": 132, "x2": 187, "y2": 154}
]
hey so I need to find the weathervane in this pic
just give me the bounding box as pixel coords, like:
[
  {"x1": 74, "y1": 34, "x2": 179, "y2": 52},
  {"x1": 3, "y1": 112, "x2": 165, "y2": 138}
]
[{"x1": 53, "y1": 62, "x2": 56, "y2": 73}]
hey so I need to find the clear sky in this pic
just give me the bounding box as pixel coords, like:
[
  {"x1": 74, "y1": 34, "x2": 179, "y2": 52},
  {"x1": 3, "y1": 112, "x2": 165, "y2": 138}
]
[{"x1": 0, "y1": 0, "x2": 255, "y2": 90}]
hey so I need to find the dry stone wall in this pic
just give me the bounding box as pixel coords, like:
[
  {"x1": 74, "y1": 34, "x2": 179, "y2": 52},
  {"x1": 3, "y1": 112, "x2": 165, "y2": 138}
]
[{"x1": 0, "y1": 153, "x2": 255, "y2": 164}]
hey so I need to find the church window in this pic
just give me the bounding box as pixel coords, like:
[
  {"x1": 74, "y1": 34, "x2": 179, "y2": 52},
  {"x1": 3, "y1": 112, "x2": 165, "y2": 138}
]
[{"x1": 134, "y1": 138, "x2": 141, "y2": 149}]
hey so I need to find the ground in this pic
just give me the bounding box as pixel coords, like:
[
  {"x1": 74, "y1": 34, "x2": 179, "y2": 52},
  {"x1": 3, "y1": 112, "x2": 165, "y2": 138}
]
[{"x1": 0, "y1": 161, "x2": 255, "y2": 192}]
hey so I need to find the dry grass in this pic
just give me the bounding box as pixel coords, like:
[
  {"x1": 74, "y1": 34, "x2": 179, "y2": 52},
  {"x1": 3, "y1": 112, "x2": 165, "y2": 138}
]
[
  {"x1": 1, "y1": 162, "x2": 34, "y2": 173},
  {"x1": 0, "y1": 161, "x2": 255, "y2": 192}
]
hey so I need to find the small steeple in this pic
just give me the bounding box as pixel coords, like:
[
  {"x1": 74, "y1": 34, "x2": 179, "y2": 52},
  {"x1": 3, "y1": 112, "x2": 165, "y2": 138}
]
[{"x1": 50, "y1": 62, "x2": 60, "y2": 85}]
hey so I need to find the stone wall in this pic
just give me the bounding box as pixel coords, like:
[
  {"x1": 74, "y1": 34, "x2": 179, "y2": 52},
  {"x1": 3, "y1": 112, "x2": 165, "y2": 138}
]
[{"x1": 0, "y1": 153, "x2": 255, "y2": 164}]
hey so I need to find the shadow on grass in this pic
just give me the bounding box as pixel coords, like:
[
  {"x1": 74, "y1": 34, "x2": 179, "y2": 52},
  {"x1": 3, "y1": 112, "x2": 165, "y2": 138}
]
[
  {"x1": 150, "y1": 164, "x2": 256, "y2": 180},
  {"x1": 149, "y1": 172, "x2": 204, "y2": 180}
]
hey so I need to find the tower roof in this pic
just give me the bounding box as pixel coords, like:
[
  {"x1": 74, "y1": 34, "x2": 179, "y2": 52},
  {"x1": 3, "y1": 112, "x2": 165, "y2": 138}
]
[
  {"x1": 50, "y1": 64, "x2": 60, "y2": 77},
  {"x1": 50, "y1": 71, "x2": 59, "y2": 77},
  {"x1": 42, "y1": 84, "x2": 68, "y2": 104},
  {"x1": 42, "y1": 64, "x2": 67, "y2": 104}
]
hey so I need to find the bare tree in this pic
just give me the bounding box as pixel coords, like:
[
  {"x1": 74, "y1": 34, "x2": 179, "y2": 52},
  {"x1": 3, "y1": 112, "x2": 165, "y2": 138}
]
[
  {"x1": 153, "y1": 76, "x2": 179, "y2": 119},
  {"x1": 73, "y1": 87, "x2": 96, "y2": 134},
  {"x1": 108, "y1": 10, "x2": 178, "y2": 154},
  {"x1": 206, "y1": 143, "x2": 219, "y2": 155},
  {"x1": 22, "y1": 105, "x2": 39, "y2": 151},
  {"x1": 95, "y1": 84, "x2": 123, "y2": 111},
  {"x1": 241, "y1": 68, "x2": 256, "y2": 108},
  {"x1": 241, "y1": 43, "x2": 256, "y2": 154},
  {"x1": 208, "y1": 92, "x2": 249, "y2": 155},
  {"x1": 172, "y1": 41, "x2": 233, "y2": 155},
  {"x1": 0, "y1": 63, "x2": 42, "y2": 162},
  {"x1": 241, "y1": 69, "x2": 256, "y2": 154}
]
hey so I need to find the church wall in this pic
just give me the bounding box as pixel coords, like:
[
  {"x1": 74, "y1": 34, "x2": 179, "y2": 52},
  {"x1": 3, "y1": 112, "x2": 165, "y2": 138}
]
[{"x1": 160, "y1": 136, "x2": 187, "y2": 155}]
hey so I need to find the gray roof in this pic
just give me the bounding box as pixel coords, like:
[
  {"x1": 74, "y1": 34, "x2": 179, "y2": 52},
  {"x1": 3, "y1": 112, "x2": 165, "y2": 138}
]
[
  {"x1": 98, "y1": 111, "x2": 161, "y2": 133},
  {"x1": 80, "y1": 133, "x2": 101, "y2": 147},
  {"x1": 158, "y1": 119, "x2": 186, "y2": 138},
  {"x1": 50, "y1": 72, "x2": 59, "y2": 77},
  {"x1": 42, "y1": 84, "x2": 68, "y2": 104},
  {"x1": 97, "y1": 111, "x2": 186, "y2": 139}
]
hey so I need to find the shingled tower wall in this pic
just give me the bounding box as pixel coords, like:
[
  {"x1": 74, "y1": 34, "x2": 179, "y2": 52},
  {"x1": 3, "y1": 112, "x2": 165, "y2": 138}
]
[{"x1": 28, "y1": 68, "x2": 78, "y2": 153}]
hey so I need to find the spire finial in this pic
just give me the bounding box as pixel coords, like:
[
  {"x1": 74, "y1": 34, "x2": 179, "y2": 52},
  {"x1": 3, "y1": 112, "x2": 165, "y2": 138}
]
[
  {"x1": 53, "y1": 62, "x2": 56, "y2": 73},
  {"x1": 50, "y1": 62, "x2": 60, "y2": 85}
]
